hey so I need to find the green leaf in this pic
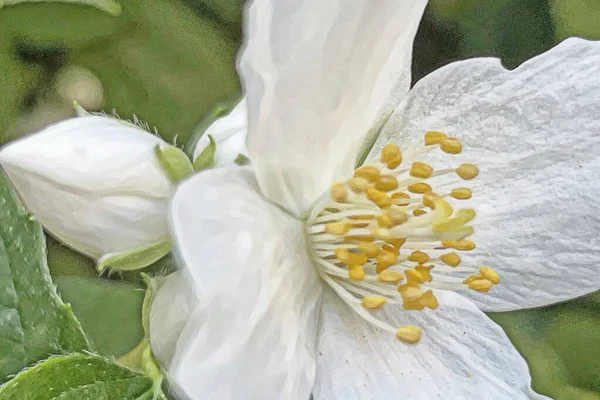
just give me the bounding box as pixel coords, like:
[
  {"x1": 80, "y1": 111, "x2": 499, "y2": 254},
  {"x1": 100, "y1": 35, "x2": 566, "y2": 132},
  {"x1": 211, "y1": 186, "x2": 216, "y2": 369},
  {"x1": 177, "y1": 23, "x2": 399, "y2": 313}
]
[
  {"x1": 550, "y1": 0, "x2": 600, "y2": 41},
  {"x1": 97, "y1": 240, "x2": 171, "y2": 273},
  {"x1": 1, "y1": 0, "x2": 121, "y2": 16},
  {"x1": 193, "y1": 134, "x2": 216, "y2": 171},
  {"x1": 0, "y1": 353, "x2": 154, "y2": 399},
  {"x1": 0, "y1": 174, "x2": 89, "y2": 383},
  {"x1": 55, "y1": 276, "x2": 144, "y2": 358},
  {"x1": 154, "y1": 144, "x2": 194, "y2": 183}
]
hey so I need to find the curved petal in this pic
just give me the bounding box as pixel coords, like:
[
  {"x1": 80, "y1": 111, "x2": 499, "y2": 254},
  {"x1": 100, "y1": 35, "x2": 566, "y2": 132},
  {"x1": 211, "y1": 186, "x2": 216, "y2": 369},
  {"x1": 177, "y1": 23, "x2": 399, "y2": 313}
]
[
  {"x1": 313, "y1": 288, "x2": 548, "y2": 399},
  {"x1": 367, "y1": 38, "x2": 600, "y2": 311},
  {"x1": 165, "y1": 166, "x2": 322, "y2": 399},
  {"x1": 0, "y1": 116, "x2": 172, "y2": 259},
  {"x1": 239, "y1": 0, "x2": 428, "y2": 215},
  {"x1": 148, "y1": 271, "x2": 198, "y2": 369},
  {"x1": 193, "y1": 98, "x2": 249, "y2": 166}
]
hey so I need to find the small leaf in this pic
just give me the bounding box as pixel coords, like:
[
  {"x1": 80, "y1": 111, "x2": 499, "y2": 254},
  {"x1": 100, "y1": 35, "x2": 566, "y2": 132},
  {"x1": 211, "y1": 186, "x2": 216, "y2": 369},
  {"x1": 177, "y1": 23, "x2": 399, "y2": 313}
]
[
  {"x1": 192, "y1": 134, "x2": 216, "y2": 171},
  {"x1": 154, "y1": 144, "x2": 194, "y2": 183},
  {"x1": 0, "y1": 173, "x2": 89, "y2": 383},
  {"x1": 234, "y1": 153, "x2": 250, "y2": 166},
  {"x1": 97, "y1": 240, "x2": 171, "y2": 273},
  {"x1": 2, "y1": 0, "x2": 122, "y2": 16},
  {"x1": 0, "y1": 353, "x2": 154, "y2": 399}
]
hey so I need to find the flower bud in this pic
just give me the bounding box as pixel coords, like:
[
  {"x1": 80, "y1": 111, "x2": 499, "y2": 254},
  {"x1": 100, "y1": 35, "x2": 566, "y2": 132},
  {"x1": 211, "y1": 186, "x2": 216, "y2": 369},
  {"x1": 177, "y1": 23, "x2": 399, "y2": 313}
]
[
  {"x1": 193, "y1": 98, "x2": 248, "y2": 167},
  {"x1": 0, "y1": 115, "x2": 175, "y2": 270}
]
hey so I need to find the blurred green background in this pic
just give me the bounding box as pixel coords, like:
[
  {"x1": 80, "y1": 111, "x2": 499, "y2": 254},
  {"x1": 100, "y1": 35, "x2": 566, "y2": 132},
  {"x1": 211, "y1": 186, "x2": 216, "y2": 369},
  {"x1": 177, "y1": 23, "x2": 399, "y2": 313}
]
[{"x1": 1, "y1": 0, "x2": 600, "y2": 398}]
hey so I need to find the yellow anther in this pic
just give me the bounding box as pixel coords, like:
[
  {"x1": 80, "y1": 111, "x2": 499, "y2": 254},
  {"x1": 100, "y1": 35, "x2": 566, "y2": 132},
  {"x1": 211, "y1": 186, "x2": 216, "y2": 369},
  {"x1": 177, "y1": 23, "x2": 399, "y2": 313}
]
[
  {"x1": 354, "y1": 166, "x2": 380, "y2": 181},
  {"x1": 422, "y1": 192, "x2": 440, "y2": 209},
  {"x1": 343, "y1": 234, "x2": 375, "y2": 243},
  {"x1": 413, "y1": 209, "x2": 427, "y2": 216},
  {"x1": 456, "y1": 209, "x2": 476, "y2": 223},
  {"x1": 324, "y1": 222, "x2": 352, "y2": 236},
  {"x1": 410, "y1": 161, "x2": 434, "y2": 179},
  {"x1": 387, "y1": 206, "x2": 408, "y2": 225},
  {"x1": 398, "y1": 283, "x2": 423, "y2": 301},
  {"x1": 408, "y1": 182, "x2": 432, "y2": 194},
  {"x1": 440, "y1": 252, "x2": 461, "y2": 267},
  {"x1": 378, "y1": 270, "x2": 404, "y2": 284},
  {"x1": 405, "y1": 268, "x2": 426, "y2": 284},
  {"x1": 418, "y1": 290, "x2": 438, "y2": 309},
  {"x1": 376, "y1": 250, "x2": 398, "y2": 273},
  {"x1": 434, "y1": 198, "x2": 453, "y2": 217},
  {"x1": 373, "y1": 228, "x2": 393, "y2": 241},
  {"x1": 442, "y1": 239, "x2": 476, "y2": 251},
  {"x1": 415, "y1": 264, "x2": 434, "y2": 282},
  {"x1": 381, "y1": 243, "x2": 399, "y2": 255},
  {"x1": 335, "y1": 248, "x2": 351, "y2": 264},
  {"x1": 361, "y1": 295, "x2": 387, "y2": 310},
  {"x1": 366, "y1": 187, "x2": 392, "y2": 208},
  {"x1": 424, "y1": 130, "x2": 447, "y2": 145},
  {"x1": 479, "y1": 266, "x2": 501, "y2": 284},
  {"x1": 450, "y1": 187, "x2": 472, "y2": 200},
  {"x1": 348, "y1": 177, "x2": 370, "y2": 193},
  {"x1": 402, "y1": 298, "x2": 425, "y2": 310},
  {"x1": 396, "y1": 325, "x2": 422, "y2": 344},
  {"x1": 348, "y1": 214, "x2": 375, "y2": 221},
  {"x1": 377, "y1": 214, "x2": 394, "y2": 229},
  {"x1": 358, "y1": 241, "x2": 380, "y2": 258},
  {"x1": 407, "y1": 250, "x2": 430, "y2": 264},
  {"x1": 348, "y1": 265, "x2": 366, "y2": 281},
  {"x1": 381, "y1": 143, "x2": 402, "y2": 169},
  {"x1": 391, "y1": 191, "x2": 411, "y2": 205},
  {"x1": 375, "y1": 175, "x2": 399, "y2": 191},
  {"x1": 441, "y1": 137, "x2": 462, "y2": 154},
  {"x1": 330, "y1": 182, "x2": 347, "y2": 202},
  {"x1": 386, "y1": 238, "x2": 407, "y2": 249},
  {"x1": 463, "y1": 274, "x2": 484, "y2": 284},
  {"x1": 335, "y1": 249, "x2": 367, "y2": 266},
  {"x1": 456, "y1": 163, "x2": 479, "y2": 180},
  {"x1": 467, "y1": 278, "x2": 493, "y2": 292}
]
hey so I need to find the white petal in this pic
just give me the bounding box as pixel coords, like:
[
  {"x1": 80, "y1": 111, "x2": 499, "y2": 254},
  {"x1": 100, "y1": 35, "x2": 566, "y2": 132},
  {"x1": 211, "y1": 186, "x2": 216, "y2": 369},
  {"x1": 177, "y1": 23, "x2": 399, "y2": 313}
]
[
  {"x1": 314, "y1": 288, "x2": 548, "y2": 400},
  {"x1": 148, "y1": 271, "x2": 198, "y2": 369},
  {"x1": 239, "y1": 0, "x2": 427, "y2": 215},
  {"x1": 193, "y1": 98, "x2": 248, "y2": 166},
  {"x1": 0, "y1": 116, "x2": 173, "y2": 259},
  {"x1": 368, "y1": 38, "x2": 600, "y2": 311},
  {"x1": 165, "y1": 166, "x2": 322, "y2": 399}
]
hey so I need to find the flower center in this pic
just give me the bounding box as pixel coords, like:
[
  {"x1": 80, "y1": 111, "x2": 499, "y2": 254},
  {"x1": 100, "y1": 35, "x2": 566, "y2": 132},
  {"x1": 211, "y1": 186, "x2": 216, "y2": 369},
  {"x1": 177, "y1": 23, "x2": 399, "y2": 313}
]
[{"x1": 305, "y1": 131, "x2": 500, "y2": 344}]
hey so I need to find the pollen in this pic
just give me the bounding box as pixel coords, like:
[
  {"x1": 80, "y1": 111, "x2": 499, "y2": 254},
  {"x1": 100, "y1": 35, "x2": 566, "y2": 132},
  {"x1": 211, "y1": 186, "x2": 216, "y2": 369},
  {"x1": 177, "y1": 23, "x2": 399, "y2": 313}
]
[
  {"x1": 307, "y1": 130, "x2": 496, "y2": 345},
  {"x1": 396, "y1": 326, "x2": 422, "y2": 344}
]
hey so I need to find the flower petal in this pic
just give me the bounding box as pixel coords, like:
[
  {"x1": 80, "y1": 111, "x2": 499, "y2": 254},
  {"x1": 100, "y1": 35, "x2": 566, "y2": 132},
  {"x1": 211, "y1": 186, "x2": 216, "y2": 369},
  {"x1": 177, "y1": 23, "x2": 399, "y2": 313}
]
[
  {"x1": 0, "y1": 116, "x2": 172, "y2": 259},
  {"x1": 239, "y1": 0, "x2": 427, "y2": 215},
  {"x1": 165, "y1": 166, "x2": 322, "y2": 399},
  {"x1": 313, "y1": 288, "x2": 548, "y2": 399},
  {"x1": 193, "y1": 98, "x2": 248, "y2": 166},
  {"x1": 367, "y1": 38, "x2": 600, "y2": 311},
  {"x1": 148, "y1": 271, "x2": 198, "y2": 369}
]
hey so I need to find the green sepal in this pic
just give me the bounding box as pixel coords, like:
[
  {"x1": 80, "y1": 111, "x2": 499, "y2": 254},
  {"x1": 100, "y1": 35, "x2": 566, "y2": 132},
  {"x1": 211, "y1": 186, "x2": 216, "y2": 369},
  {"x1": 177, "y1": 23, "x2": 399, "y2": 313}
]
[
  {"x1": 97, "y1": 240, "x2": 171, "y2": 273},
  {"x1": 0, "y1": 353, "x2": 155, "y2": 399},
  {"x1": 193, "y1": 134, "x2": 216, "y2": 171},
  {"x1": 154, "y1": 144, "x2": 194, "y2": 183},
  {"x1": 234, "y1": 153, "x2": 250, "y2": 166},
  {"x1": 1, "y1": 0, "x2": 122, "y2": 16}
]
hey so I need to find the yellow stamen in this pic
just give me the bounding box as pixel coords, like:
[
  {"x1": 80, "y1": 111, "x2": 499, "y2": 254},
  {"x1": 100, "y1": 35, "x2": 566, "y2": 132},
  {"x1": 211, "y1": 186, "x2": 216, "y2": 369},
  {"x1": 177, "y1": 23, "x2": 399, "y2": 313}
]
[
  {"x1": 349, "y1": 265, "x2": 366, "y2": 281},
  {"x1": 387, "y1": 207, "x2": 408, "y2": 225},
  {"x1": 398, "y1": 283, "x2": 422, "y2": 301},
  {"x1": 415, "y1": 264, "x2": 434, "y2": 282},
  {"x1": 325, "y1": 222, "x2": 351, "y2": 236},
  {"x1": 407, "y1": 250, "x2": 430, "y2": 264},
  {"x1": 463, "y1": 274, "x2": 484, "y2": 284},
  {"x1": 410, "y1": 162, "x2": 434, "y2": 179},
  {"x1": 419, "y1": 290, "x2": 438, "y2": 309},
  {"x1": 467, "y1": 279, "x2": 493, "y2": 292},
  {"x1": 424, "y1": 130, "x2": 446, "y2": 145},
  {"x1": 440, "y1": 251, "x2": 461, "y2": 267},
  {"x1": 402, "y1": 299, "x2": 425, "y2": 310},
  {"x1": 434, "y1": 198, "x2": 453, "y2": 217},
  {"x1": 381, "y1": 143, "x2": 402, "y2": 169},
  {"x1": 366, "y1": 187, "x2": 392, "y2": 208},
  {"x1": 387, "y1": 238, "x2": 407, "y2": 249},
  {"x1": 442, "y1": 239, "x2": 476, "y2": 251},
  {"x1": 422, "y1": 192, "x2": 439, "y2": 209},
  {"x1": 405, "y1": 268, "x2": 426, "y2": 284},
  {"x1": 441, "y1": 137, "x2": 462, "y2": 154},
  {"x1": 376, "y1": 175, "x2": 399, "y2": 191},
  {"x1": 335, "y1": 248, "x2": 367, "y2": 266},
  {"x1": 456, "y1": 163, "x2": 479, "y2": 180},
  {"x1": 330, "y1": 182, "x2": 347, "y2": 202},
  {"x1": 450, "y1": 187, "x2": 472, "y2": 200},
  {"x1": 378, "y1": 270, "x2": 404, "y2": 284},
  {"x1": 408, "y1": 182, "x2": 432, "y2": 194},
  {"x1": 377, "y1": 215, "x2": 394, "y2": 229},
  {"x1": 358, "y1": 242, "x2": 380, "y2": 258},
  {"x1": 376, "y1": 250, "x2": 398, "y2": 273},
  {"x1": 479, "y1": 266, "x2": 501, "y2": 284},
  {"x1": 381, "y1": 243, "x2": 399, "y2": 255},
  {"x1": 413, "y1": 209, "x2": 427, "y2": 216},
  {"x1": 396, "y1": 326, "x2": 422, "y2": 344},
  {"x1": 354, "y1": 166, "x2": 380, "y2": 181},
  {"x1": 391, "y1": 191, "x2": 411, "y2": 205},
  {"x1": 361, "y1": 295, "x2": 387, "y2": 310}
]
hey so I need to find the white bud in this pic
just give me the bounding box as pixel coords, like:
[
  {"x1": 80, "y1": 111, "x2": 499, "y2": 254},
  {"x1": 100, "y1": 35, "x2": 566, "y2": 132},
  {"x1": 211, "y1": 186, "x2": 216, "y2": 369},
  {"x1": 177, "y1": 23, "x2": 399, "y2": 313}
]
[
  {"x1": 193, "y1": 97, "x2": 248, "y2": 166},
  {"x1": 0, "y1": 115, "x2": 174, "y2": 266}
]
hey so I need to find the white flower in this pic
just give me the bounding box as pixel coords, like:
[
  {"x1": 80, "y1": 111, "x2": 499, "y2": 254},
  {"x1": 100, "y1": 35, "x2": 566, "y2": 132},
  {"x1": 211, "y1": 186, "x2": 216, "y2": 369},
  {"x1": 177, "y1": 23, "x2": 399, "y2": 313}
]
[
  {"x1": 193, "y1": 98, "x2": 249, "y2": 167},
  {"x1": 0, "y1": 115, "x2": 174, "y2": 268},
  {"x1": 150, "y1": 0, "x2": 600, "y2": 398}
]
